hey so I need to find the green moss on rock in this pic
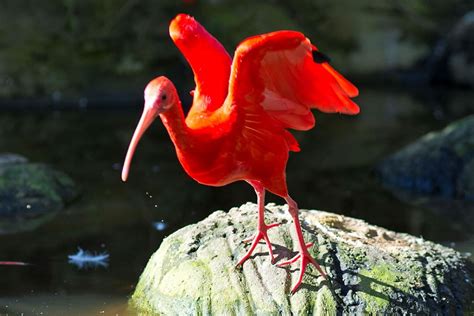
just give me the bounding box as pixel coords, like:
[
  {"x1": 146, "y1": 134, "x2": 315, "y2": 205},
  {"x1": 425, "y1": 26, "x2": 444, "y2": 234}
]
[
  {"x1": 0, "y1": 154, "x2": 79, "y2": 233},
  {"x1": 315, "y1": 285, "x2": 337, "y2": 316},
  {"x1": 129, "y1": 203, "x2": 474, "y2": 315},
  {"x1": 0, "y1": 163, "x2": 77, "y2": 203},
  {"x1": 358, "y1": 264, "x2": 406, "y2": 313}
]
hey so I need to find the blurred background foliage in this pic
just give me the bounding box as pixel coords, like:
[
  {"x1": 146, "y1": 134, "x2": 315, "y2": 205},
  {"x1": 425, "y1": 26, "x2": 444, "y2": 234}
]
[
  {"x1": 1, "y1": 2, "x2": 474, "y2": 313},
  {"x1": 0, "y1": 0, "x2": 472, "y2": 99}
]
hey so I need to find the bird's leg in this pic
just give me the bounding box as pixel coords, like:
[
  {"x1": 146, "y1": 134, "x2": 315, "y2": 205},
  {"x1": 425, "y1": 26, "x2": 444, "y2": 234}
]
[
  {"x1": 279, "y1": 196, "x2": 327, "y2": 293},
  {"x1": 237, "y1": 182, "x2": 280, "y2": 266}
]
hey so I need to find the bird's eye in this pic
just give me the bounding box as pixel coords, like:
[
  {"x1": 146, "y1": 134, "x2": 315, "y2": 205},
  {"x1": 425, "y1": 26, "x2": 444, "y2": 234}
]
[{"x1": 161, "y1": 94, "x2": 167, "y2": 101}]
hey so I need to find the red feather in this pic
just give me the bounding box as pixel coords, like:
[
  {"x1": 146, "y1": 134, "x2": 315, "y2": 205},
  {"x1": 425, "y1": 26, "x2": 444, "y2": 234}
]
[
  {"x1": 122, "y1": 14, "x2": 360, "y2": 293},
  {"x1": 169, "y1": 14, "x2": 232, "y2": 128}
]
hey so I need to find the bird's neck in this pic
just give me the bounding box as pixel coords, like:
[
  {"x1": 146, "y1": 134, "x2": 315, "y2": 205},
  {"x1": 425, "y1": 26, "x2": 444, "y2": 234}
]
[{"x1": 159, "y1": 100, "x2": 190, "y2": 149}]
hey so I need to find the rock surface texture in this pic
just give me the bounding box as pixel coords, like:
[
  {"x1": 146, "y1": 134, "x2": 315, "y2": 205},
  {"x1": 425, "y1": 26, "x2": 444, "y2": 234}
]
[
  {"x1": 131, "y1": 203, "x2": 473, "y2": 315},
  {"x1": 427, "y1": 11, "x2": 474, "y2": 87},
  {"x1": 0, "y1": 153, "x2": 78, "y2": 233},
  {"x1": 377, "y1": 115, "x2": 474, "y2": 200}
]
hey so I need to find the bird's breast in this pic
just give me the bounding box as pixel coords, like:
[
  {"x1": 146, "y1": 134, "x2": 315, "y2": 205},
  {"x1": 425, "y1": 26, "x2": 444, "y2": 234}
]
[{"x1": 174, "y1": 134, "x2": 243, "y2": 187}]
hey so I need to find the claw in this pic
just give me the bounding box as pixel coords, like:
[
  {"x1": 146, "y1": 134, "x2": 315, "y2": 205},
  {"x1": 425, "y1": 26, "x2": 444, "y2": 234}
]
[
  {"x1": 277, "y1": 242, "x2": 313, "y2": 267},
  {"x1": 266, "y1": 223, "x2": 281, "y2": 229},
  {"x1": 237, "y1": 222, "x2": 280, "y2": 266},
  {"x1": 242, "y1": 222, "x2": 280, "y2": 244},
  {"x1": 277, "y1": 245, "x2": 327, "y2": 294},
  {"x1": 242, "y1": 235, "x2": 255, "y2": 243},
  {"x1": 277, "y1": 254, "x2": 301, "y2": 267},
  {"x1": 289, "y1": 251, "x2": 327, "y2": 294}
]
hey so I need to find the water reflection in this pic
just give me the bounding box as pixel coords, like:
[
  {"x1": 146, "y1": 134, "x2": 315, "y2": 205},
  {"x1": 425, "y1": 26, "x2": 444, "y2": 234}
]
[{"x1": 0, "y1": 294, "x2": 135, "y2": 315}]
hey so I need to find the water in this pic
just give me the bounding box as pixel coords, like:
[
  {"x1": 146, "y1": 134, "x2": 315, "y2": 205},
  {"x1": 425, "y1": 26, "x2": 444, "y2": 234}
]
[{"x1": 0, "y1": 87, "x2": 473, "y2": 314}]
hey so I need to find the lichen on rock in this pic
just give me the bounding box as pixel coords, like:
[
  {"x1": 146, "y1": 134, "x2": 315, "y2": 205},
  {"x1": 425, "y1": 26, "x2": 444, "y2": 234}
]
[
  {"x1": 130, "y1": 203, "x2": 473, "y2": 315},
  {"x1": 0, "y1": 153, "x2": 79, "y2": 233}
]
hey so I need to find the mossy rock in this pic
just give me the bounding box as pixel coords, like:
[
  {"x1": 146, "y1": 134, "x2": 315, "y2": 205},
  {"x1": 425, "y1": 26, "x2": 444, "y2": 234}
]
[
  {"x1": 425, "y1": 11, "x2": 474, "y2": 87},
  {"x1": 0, "y1": 153, "x2": 79, "y2": 233},
  {"x1": 130, "y1": 203, "x2": 473, "y2": 315},
  {"x1": 377, "y1": 115, "x2": 474, "y2": 200}
]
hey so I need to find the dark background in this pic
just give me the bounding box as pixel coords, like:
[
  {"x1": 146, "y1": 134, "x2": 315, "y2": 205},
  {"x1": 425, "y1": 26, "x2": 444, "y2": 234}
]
[{"x1": 0, "y1": 0, "x2": 473, "y2": 314}]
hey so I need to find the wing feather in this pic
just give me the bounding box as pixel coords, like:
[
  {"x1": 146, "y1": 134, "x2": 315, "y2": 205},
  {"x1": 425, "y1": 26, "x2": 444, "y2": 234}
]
[
  {"x1": 169, "y1": 14, "x2": 232, "y2": 123},
  {"x1": 226, "y1": 31, "x2": 359, "y2": 136}
]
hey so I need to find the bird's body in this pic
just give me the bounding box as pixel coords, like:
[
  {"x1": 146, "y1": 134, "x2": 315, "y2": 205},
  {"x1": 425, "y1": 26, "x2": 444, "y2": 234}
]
[
  {"x1": 158, "y1": 91, "x2": 291, "y2": 196},
  {"x1": 122, "y1": 13, "x2": 359, "y2": 293}
]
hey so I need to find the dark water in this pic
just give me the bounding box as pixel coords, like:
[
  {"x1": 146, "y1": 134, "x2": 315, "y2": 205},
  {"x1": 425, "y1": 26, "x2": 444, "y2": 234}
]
[{"x1": 0, "y1": 87, "x2": 473, "y2": 315}]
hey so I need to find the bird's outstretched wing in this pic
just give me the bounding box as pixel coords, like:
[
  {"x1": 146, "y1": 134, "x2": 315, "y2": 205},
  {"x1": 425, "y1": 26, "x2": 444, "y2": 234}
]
[
  {"x1": 169, "y1": 14, "x2": 232, "y2": 124},
  {"x1": 224, "y1": 31, "x2": 359, "y2": 150}
]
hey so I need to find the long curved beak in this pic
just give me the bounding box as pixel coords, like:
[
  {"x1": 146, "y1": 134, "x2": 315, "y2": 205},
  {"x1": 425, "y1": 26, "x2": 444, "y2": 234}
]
[{"x1": 121, "y1": 106, "x2": 157, "y2": 182}]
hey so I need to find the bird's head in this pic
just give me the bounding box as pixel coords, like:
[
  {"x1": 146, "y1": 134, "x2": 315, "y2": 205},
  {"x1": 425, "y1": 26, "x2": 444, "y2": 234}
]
[
  {"x1": 121, "y1": 76, "x2": 177, "y2": 182},
  {"x1": 144, "y1": 76, "x2": 178, "y2": 114}
]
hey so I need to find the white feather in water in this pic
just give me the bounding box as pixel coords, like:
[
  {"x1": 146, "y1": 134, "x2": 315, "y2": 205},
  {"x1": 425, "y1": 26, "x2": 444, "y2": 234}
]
[{"x1": 68, "y1": 247, "x2": 109, "y2": 269}]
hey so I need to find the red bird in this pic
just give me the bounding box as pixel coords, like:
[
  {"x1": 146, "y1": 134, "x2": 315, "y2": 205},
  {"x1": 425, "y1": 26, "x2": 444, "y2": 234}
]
[{"x1": 122, "y1": 14, "x2": 359, "y2": 293}]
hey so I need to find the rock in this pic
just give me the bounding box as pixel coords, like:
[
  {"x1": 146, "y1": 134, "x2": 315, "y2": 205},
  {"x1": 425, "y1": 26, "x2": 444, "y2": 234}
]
[
  {"x1": 0, "y1": 153, "x2": 79, "y2": 233},
  {"x1": 377, "y1": 115, "x2": 474, "y2": 200},
  {"x1": 130, "y1": 203, "x2": 473, "y2": 315},
  {"x1": 425, "y1": 11, "x2": 474, "y2": 87},
  {"x1": 0, "y1": 153, "x2": 28, "y2": 166}
]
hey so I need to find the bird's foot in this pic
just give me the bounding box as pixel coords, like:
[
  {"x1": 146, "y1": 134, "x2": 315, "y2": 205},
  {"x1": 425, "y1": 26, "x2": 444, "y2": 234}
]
[
  {"x1": 236, "y1": 222, "x2": 280, "y2": 266},
  {"x1": 278, "y1": 245, "x2": 327, "y2": 294}
]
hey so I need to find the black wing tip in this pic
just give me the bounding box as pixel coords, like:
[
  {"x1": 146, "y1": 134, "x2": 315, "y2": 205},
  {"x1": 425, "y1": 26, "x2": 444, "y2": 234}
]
[{"x1": 312, "y1": 50, "x2": 331, "y2": 64}]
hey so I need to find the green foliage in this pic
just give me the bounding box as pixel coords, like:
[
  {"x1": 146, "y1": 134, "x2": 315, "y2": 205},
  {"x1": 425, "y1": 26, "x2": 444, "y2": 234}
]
[
  {"x1": 0, "y1": 0, "x2": 180, "y2": 97},
  {"x1": 376, "y1": 0, "x2": 472, "y2": 43},
  {"x1": 0, "y1": 0, "x2": 470, "y2": 97}
]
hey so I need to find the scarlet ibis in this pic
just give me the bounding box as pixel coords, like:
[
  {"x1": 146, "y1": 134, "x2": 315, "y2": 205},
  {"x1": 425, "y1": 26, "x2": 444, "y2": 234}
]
[{"x1": 122, "y1": 13, "x2": 359, "y2": 293}]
